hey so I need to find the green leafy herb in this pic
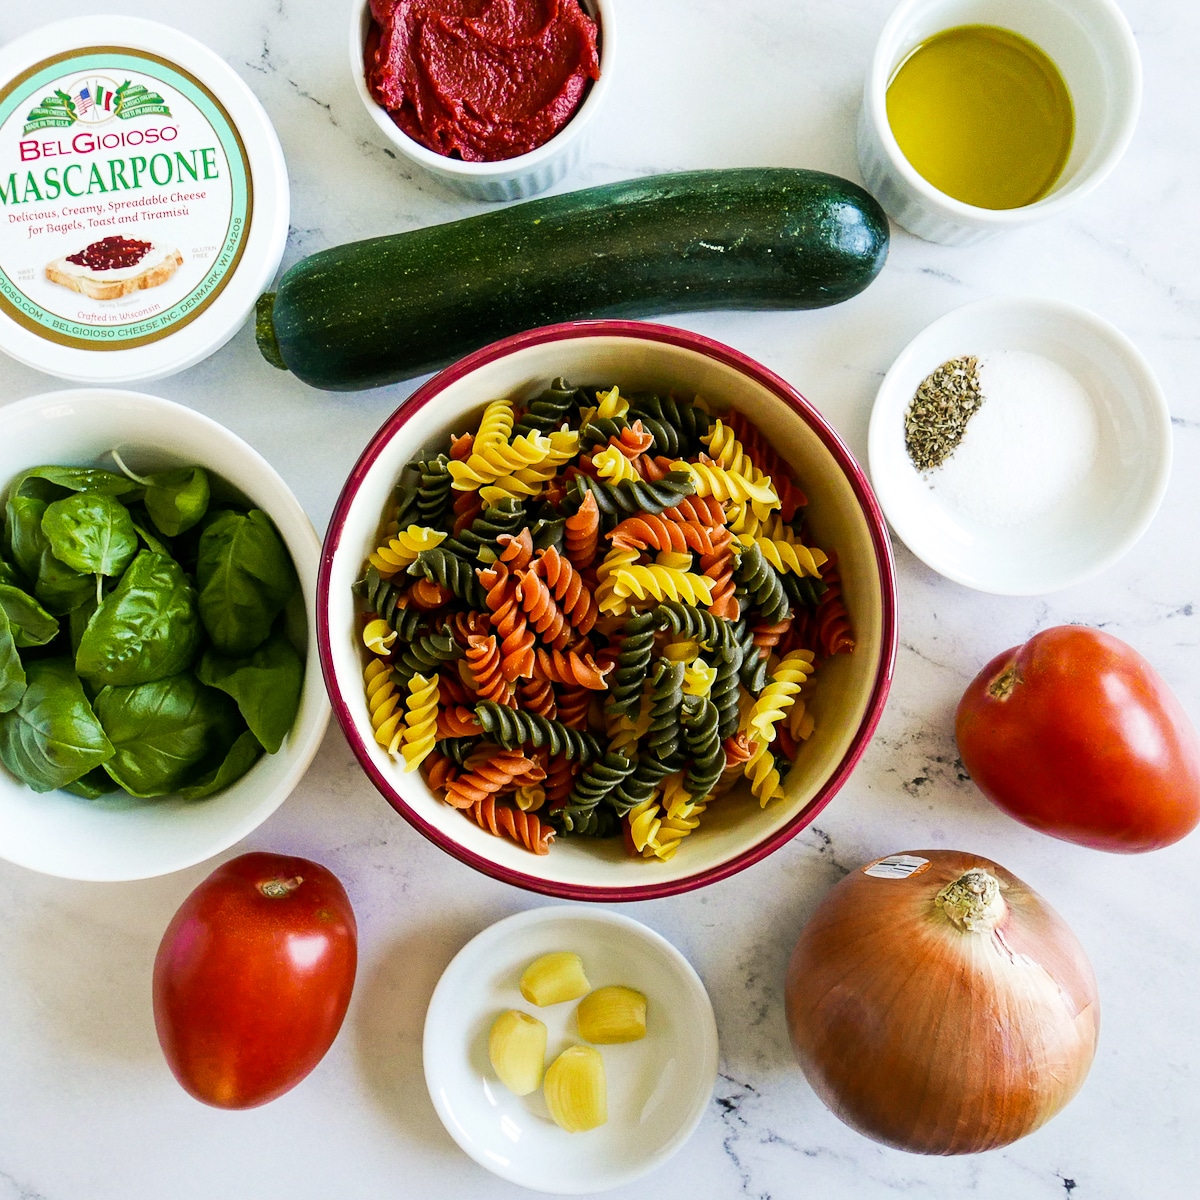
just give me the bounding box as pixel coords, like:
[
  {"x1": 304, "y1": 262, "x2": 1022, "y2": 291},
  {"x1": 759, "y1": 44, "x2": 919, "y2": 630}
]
[
  {"x1": 197, "y1": 629, "x2": 304, "y2": 754},
  {"x1": 196, "y1": 509, "x2": 298, "y2": 655},
  {"x1": 41, "y1": 492, "x2": 138, "y2": 577},
  {"x1": 179, "y1": 729, "x2": 263, "y2": 800},
  {"x1": 94, "y1": 672, "x2": 241, "y2": 797},
  {"x1": 5, "y1": 495, "x2": 94, "y2": 615},
  {"x1": 75, "y1": 551, "x2": 202, "y2": 686},
  {"x1": 0, "y1": 583, "x2": 60, "y2": 648},
  {"x1": 144, "y1": 466, "x2": 210, "y2": 537},
  {"x1": 63, "y1": 767, "x2": 120, "y2": 799},
  {"x1": 0, "y1": 658, "x2": 114, "y2": 792},
  {"x1": 0, "y1": 607, "x2": 28, "y2": 713}
]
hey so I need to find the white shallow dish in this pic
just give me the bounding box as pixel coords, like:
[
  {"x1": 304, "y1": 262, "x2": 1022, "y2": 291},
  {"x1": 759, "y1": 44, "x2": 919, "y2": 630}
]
[
  {"x1": 351, "y1": 0, "x2": 614, "y2": 202},
  {"x1": 0, "y1": 389, "x2": 330, "y2": 880},
  {"x1": 868, "y1": 297, "x2": 1171, "y2": 595},
  {"x1": 423, "y1": 906, "x2": 718, "y2": 1194}
]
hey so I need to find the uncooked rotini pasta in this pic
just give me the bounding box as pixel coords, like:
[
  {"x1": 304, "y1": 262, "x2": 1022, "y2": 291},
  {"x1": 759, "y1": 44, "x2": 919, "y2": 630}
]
[{"x1": 354, "y1": 377, "x2": 854, "y2": 858}]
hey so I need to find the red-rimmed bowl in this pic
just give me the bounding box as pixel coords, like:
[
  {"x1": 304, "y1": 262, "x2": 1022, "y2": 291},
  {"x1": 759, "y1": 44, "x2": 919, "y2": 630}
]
[{"x1": 319, "y1": 321, "x2": 896, "y2": 901}]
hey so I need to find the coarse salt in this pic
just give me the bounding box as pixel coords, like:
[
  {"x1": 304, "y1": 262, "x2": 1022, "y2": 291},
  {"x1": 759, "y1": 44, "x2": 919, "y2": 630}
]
[{"x1": 927, "y1": 349, "x2": 1098, "y2": 527}]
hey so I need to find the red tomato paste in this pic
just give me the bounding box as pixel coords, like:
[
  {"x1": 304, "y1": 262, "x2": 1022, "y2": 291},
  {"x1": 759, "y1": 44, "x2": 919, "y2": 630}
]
[{"x1": 365, "y1": 0, "x2": 600, "y2": 163}]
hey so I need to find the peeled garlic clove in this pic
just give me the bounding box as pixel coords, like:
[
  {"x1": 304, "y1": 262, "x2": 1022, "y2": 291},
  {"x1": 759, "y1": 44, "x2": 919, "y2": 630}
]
[
  {"x1": 577, "y1": 985, "x2": 647, "y2": 1043},
  {"x1": 519, "y1": 951, "x2": 590, "y2": 1007},
  {"x1": 488, "y1": 1009, "x2": 547, "y2": 1096},
  {"x1": 544, "y1": 1045, "x2": 607, "y2": 1132}
]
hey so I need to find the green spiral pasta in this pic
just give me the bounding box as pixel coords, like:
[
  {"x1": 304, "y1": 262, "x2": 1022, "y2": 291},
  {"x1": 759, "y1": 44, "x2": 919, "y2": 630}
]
[
  {"x1": 733, "y1": 617, "x2": 770, "y2": 693},
  {"x1": 414, "y1": 454, "x2": 454, "y2": 527},
  {"x1": 436, "y1": 737, "x2": 479, "y2": 768},
  {"x1": 393, "y1": 630, "x2": 464, "y2": 689},
  {"x1": 357, "y1": 567, "x2": 432, "y2": 641},
  {"x1": 475, "y1": 700, "x2": 602, "y2": 762},
  {"x1": 681, "y1": 696, "x2": 725, "y2": 800},
  {"x1": 609, "y1": 753, "x2": 680, "y2": 816},
  {"x1": 440, "y1": 498, "x2": 527, "y2": 562},
  {"x1": 561, "y1": 751, "x2": 636, "y2": 823},
  {"x1": 567, "y1": 470, "x2": 696, "y2": 524},
  {"x1": 408, "y1": 547, "x2": 487, "y2": 608},
  {"x1": 554, "y1": 803, "x2": 620, "y2": 837},
  {"x1": 606, "y1": 611, "x2": 663, "y2": 718},
  {"x1": 513, "y1": 377, "x2": 583, "y2": 439},
  {"x1": 645, "y1": 659, "x2": 685, "y2": 761},
  {"x1": 709, "y1": 645, "x2": 744, "y2": 740},
  {"x1": 734, "y1": 541, "x2": 790, "y2": 623},
  {"x1": 653, "y1": 601, "x2": 736, "y2": 657},
  {"x1": 627, "y1": 393, "x2": 713, "y2": 459}
]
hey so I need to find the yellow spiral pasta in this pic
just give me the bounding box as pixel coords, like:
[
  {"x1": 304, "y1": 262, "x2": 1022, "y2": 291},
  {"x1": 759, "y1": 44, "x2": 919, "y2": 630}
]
[
  {"x1": 363, "y1": 618, "x2": 397, "y2": 656},
  {"x1": 369, "y1": 524, "x2": 448, "y2": 576},
  {"x1": 682, "y1": 658, "x2": 717, "y2": 698},
  {"x1": 740, "y1": 514, "x2": 828, "y2": 578},
  {"x1": 627, "y1": 796, "x2": 662, "y2": 853},
  {"x1": 662, "y1": 638, "x2": 701, "y2": 662},
  {"x1": 364, "y1": 658, "x2": 404, "y2": 755},
  {"x1": 745, "y1": 650, "x2": 816, "y2": 746},
  {"x1": 671, "y1": 459, "x2": 779, "y2": 514},
  {"x1": 591, "y1": 443, "x2": 641, "y2": 485},
  {"x1": 449, "y1": 430, "x2": 553, "y2": 490},
  {"x1": 400, "y1": 672, "x2": 440, "y2": 772},
  {"x1": 700, "y1": 418, "x2": 758, "y2": 481},
  {"x1": 744, "y1": 739, "x2": 784, "y2": 807},
  {"x1": 475, "y1": 398, "x2": 514, "y2": 450},
  {"x1": 608, "y1": 564, "x2": 714, "y2": 611},
  {"x1": 594, "y1": 545, "x2": 640, "y2": 614},
  {"x1": 654, "y1": 549, "x2": 694, "y2": 572},
  {"x1": 644, "y1": 801, "x2": 706, "y2": 860},
  {"x1": 515, "y1": 782, "x2": 546, "y2": 812}
]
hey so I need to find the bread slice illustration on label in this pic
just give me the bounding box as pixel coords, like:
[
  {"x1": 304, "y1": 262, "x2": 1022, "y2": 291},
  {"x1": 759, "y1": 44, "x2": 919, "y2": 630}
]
[{"x1": 46, "y1": 236, "x2": 185, "y2": 301}]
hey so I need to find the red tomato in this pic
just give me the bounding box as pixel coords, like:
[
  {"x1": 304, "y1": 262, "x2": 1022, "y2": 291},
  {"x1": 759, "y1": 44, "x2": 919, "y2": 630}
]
[
  {"x1": 153, "y1": 851, "x2": 357, "y2": 1108},
  {"x1": 955, "y1": 626, "x2": 1200, "y2": 853}
]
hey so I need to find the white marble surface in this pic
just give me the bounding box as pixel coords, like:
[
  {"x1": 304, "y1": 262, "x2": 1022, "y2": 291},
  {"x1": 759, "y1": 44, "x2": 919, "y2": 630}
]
[{"x1": 1, "y1": 1, "x2": 1197, "y2": 1196}]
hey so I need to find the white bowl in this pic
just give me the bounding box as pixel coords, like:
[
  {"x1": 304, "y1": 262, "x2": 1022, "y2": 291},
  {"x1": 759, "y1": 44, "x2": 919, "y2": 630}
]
[
  {"x1": 423, "y1": 906, "x2": 718, "y2": 1193},
  {"x1": 0, "y1": 390, "x2": 330, "y2": 881},
  {"x1": 867, "y1": 297, "x2": 1171, "y2": 594},
  {"x1": 351, "y1": 0, "x2": 614, "y2": 202},
  {"x1": 857, "y1": 0, "x2": 1142, "y2": 245},
  {"x1": 319, "y1": 320, "x2": 897, "y2": 901}
]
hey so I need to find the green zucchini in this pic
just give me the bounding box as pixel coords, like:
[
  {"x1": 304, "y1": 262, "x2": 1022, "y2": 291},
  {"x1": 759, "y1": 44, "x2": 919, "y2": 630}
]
[{"x1": 257, "y1": 168, "x2": 889, "y2": 392}]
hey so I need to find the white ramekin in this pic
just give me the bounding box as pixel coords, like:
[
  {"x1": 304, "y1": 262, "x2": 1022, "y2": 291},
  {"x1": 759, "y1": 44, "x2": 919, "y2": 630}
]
[
  {"x1": 857, "y1": 0, "x2": 1142, "y2": 245},
  {"x1": 351, "y1": 0, "x2": 614, "y2": 203}
]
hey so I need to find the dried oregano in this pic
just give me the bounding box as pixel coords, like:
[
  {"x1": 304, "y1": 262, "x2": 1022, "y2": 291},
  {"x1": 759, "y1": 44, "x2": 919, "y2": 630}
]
[{"x1": 904, "y1": 355, "x2": 984, "y2": 472}]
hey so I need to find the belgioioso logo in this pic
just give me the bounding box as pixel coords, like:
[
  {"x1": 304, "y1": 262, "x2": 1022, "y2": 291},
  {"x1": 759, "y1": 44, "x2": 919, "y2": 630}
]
[{"x1": 23, "y1": 77, "x2": 172, "y2": 134}]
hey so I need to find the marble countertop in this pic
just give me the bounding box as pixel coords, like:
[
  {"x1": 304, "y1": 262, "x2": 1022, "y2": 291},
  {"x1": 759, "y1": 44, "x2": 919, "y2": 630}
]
[{"x1": 1, "y1": 1, "x2": 1197, "y2": 1197}]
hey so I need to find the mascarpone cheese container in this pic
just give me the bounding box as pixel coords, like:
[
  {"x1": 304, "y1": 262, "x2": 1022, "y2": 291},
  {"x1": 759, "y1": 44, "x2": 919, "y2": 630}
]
[{"x1": 0, "y1": 16, "x2": 289, "y2": 382}]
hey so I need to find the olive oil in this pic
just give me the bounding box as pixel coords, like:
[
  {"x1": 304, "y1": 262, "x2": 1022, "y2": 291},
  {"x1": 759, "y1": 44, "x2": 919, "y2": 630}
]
[{"x1": 886, "y1": 25, "x2": 1074, "y2": 210}]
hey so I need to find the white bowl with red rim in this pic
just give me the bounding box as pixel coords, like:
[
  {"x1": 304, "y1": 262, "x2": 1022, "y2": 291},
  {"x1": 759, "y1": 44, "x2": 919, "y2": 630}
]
[{"x1": 318, "y1": 320, "x2": 897, "y2": 901}]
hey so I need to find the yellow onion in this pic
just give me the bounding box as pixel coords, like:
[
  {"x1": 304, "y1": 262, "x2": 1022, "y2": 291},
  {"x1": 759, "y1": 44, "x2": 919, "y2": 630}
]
[{"x1": 784, "y1": 849, "x2": 1099, "y2": 1155}]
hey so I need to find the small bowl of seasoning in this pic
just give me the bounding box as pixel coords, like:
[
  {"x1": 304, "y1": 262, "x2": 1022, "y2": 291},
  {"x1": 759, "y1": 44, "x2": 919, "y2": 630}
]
[
  {"x1": 857, "y1": 0, "x2": 1141, "y2": 245},
  {"x1": 867, "y1": 296, "x2": 1171, "y2": 595},
  {"x1": 352, "y1": 0, "x2": 614, "y2": 203}
]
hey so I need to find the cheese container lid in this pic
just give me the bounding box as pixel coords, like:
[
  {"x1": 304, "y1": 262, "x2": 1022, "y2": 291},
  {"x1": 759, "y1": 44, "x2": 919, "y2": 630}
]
[{"x1": 0, "y1": 16, "x2": 289, "y2": 383}]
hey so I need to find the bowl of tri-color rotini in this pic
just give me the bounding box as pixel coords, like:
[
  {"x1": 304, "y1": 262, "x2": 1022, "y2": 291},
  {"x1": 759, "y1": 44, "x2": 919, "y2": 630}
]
[{"x1": 318, "y1": 321, "x2": 897, "y2": 900}]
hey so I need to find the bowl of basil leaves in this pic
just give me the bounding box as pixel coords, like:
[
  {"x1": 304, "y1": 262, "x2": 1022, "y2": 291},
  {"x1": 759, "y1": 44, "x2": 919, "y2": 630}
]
[{"x1": 0, "y1": 389, "x2": 329, "y2": 880}]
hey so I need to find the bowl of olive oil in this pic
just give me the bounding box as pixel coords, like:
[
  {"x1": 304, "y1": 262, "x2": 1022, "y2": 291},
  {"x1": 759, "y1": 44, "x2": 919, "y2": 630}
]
[{"x1": 858, "y1": 0, "x2": 1141, "y2": 245}]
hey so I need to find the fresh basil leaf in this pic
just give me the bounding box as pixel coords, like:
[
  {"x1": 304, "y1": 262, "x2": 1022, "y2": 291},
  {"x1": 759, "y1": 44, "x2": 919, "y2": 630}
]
[
  {"x1": 75, "y1": 551, "x2": 202, "y2": 687},
  {"x1": 0, "y1": 583, "x2": 60, "y2": 648},
  {"x1": 131, "y1": 519, "x2": 171, "y2": 558},
  {"x1": 11, "y1": 466, "x2": 139, "y2": 499},
  {"x1": 197, "y1": 629, "x2": 304, "y2": 754},
  {"x1": 5, "y1": 495, "x2": 93, "y2": 615},
  {"x1": 63, "y1": 766, "x2": 120, "y2": 799},
  {"x1": 144, "y1": 467, "x2": 210, "y2": 538},
  {"x1": 0, "y1": 555, "x2": 21, "y2": 588},
  {"x1": 0, "y1": 607, "x2": 27, "y2": 713},
  {"x1": 68, "y1": 594, "x2": 99, "y2": 655},
  {"x1": 196, "y1": 510, "x2": 298, "y2": 655},
  {"x1": 179, "y1": 728, "x2": 263, "y2": 800},
  {"x1": 0, "y1": 658, "x2": 114, "y2": 792},
  {"x1": 94, "y1": 672, "x2": 242, "y2": 798},
  {"x1": 41, "y1": 492, "x2": 138, "y2": 578}
]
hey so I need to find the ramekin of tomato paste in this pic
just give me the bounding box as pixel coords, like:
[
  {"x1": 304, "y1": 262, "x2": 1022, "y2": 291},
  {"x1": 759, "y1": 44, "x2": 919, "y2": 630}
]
[{"x1": 351, "y1": 0, "x2": 614, "y2": 202}]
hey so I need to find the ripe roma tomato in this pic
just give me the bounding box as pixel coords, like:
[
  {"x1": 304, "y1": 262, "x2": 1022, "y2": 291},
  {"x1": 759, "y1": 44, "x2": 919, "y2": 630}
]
[
  {"x1": 956, "y1": 626, "x2": 1200, "y2": 853},
  {"x1": 153, "y1": 852, "x2": 357, "y2": 1108}
]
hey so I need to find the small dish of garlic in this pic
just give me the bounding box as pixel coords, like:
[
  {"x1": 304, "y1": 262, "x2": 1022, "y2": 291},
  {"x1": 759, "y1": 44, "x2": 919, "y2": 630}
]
[{"x1": 423, "y1": 907, "x2": 718, "y2": 1193}]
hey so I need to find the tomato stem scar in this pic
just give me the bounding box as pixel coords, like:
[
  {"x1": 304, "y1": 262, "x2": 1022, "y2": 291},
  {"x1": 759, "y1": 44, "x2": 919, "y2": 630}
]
[
  {"x1": 260, "y1": 876, "x2": 304, "y2": 898},
  {"x1": 988, "y1": 663, "x2": 1021, "y2": 701}
]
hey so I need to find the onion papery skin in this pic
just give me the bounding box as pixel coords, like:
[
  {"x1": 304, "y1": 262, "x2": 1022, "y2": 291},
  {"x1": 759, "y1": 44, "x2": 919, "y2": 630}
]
[{"x1": 784, "y1": 850, "x2": 1099, "y2": 1155}]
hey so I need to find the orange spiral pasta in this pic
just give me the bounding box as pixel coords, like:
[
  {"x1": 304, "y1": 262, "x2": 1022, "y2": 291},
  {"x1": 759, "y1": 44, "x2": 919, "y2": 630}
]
[
  {"x1": 661, "y1": 494, "x2": 727, "y2": 527},
  {"x1": 608, "y1": 513, "x2": 715, "y2": 556},
  {"x1": 605, "y1": 421, "x2": 654, "y2": 460},
  {"x1": 479, "y1": 559, "x2": 536, "y2": 681},
  {"x1": 421, "y1": 748, "x2": 460, "y2": 792},
  {"x1": 815, "y1": 552, "x2": 855, "y2": 656},
  {"x1": 564, "y1": 489, "x2": 600, "y2": 568},
  {"x1": 515, "y1": 570, "x2": 571, "y2": 649},
  {"x1": 444, "y1": 749, "x2": 544, "y2": 809},
  {"x1": 464, "y1": 633, "x2": 515, "y2": 706},
  {"x1": 518, "y1": 676, "x2": 557, "y2": 719},
  {"x1": 698, "y1": 524, "x2": 738, "y2": 620},
  {"x1": 555, "y1": 685, "x2": 593, "y2": 731},
  {"x1": 532, "y1": 546, "x2": 597, "y2": 637},
  {"x1": 436, "y1": 703, "x2": 484, "y2": 738},
  {"x1": 752, "y1": 616, "x2": 793, "y2": 658},
  {"x1": 409, "y1": 578, "x2": 454, "y2": 609},
  {"x1": 465, "y1": 797, "x2": 555, "y2": 855},
  {"x1": 533, "y1": 646, "x2": 612, "y2": 690}
]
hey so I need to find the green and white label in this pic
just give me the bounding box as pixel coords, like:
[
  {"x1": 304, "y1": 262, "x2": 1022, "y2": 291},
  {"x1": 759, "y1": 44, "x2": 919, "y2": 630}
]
[{"x1": 0, "y1": 47, "x2": 252, "y2": 350}]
